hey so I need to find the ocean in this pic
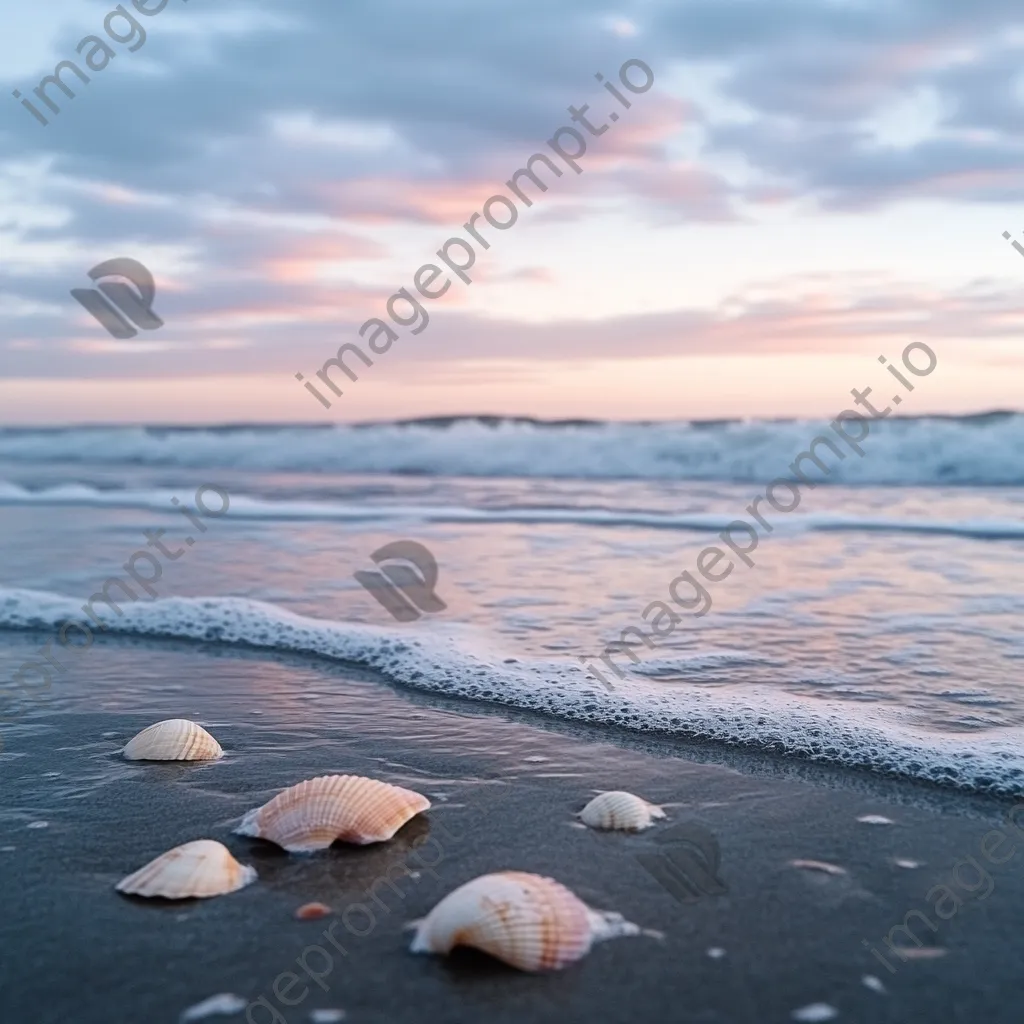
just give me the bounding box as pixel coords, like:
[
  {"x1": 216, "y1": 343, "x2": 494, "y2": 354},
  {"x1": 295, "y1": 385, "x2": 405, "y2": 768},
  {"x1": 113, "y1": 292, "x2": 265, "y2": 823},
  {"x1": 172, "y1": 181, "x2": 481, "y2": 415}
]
[{"x1": 1, "y1": 414, "x2": 1022, "y2": 795}]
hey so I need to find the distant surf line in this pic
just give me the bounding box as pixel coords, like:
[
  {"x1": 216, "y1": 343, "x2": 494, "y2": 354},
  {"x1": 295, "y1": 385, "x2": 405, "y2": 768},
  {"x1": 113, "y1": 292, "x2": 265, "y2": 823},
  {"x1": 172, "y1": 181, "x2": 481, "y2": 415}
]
[
  {"x1": 579, "y1": 342, "x2": 940, "y2": 690},
  {"x1": 294, "y1": 57, "x2": 656, "y2": 412}
]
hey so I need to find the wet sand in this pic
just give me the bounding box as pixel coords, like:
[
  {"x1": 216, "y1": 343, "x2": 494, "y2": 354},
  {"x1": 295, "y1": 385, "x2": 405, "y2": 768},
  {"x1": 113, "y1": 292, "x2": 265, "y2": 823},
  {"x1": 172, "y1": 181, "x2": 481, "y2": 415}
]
[{"x1": 0, "y1": 637, "x2": 1022, "y2": 1024}]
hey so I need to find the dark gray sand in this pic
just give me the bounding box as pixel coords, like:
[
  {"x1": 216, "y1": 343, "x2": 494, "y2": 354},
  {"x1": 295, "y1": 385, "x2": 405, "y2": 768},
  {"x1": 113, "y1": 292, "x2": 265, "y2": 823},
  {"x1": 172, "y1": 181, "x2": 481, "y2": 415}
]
[{"x1": 0, "y1": 636, "x2": 1022, "y2": 1024}]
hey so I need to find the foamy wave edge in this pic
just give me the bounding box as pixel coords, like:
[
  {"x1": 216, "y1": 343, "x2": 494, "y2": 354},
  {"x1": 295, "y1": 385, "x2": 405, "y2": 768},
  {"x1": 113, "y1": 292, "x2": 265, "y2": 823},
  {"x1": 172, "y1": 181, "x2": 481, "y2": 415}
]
[{"x1": 1, "y1": 588, "x2": 1021, "y2": 796}]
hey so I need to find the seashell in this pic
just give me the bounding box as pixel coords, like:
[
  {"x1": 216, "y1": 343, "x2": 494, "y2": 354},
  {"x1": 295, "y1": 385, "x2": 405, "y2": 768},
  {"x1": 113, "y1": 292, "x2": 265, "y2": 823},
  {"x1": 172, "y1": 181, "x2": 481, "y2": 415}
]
[
  {"x1": 235, "y1": 775, "x2": 430, "y2": 852},
  {"x1": 122, "y1": 719, "x2": 223, "y2": 761},
  {"x1": 579, "y1": 791, "x2": 666, "y2": 831},
  {"x1": 116, "y1": 840, "x2": 256, "y2": 899},
  {"x1": 410, "y1": 870, "x2": 640, "y2": 971}
]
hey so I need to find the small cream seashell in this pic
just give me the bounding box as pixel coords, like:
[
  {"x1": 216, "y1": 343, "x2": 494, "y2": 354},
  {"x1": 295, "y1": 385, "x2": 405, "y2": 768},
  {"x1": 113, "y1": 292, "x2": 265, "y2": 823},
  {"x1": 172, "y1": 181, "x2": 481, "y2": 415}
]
[
  {"x1": 122, "y1": 719, "x2": 223, "y2": 762},
  {"x1": 235, "y1": 775, "x2": 430, "y2": 852},
  {"x1": 116, "y1": 840, "x2": 256, "y2": 899},
  {"x1": 579, "y1": 791, "x2": 666, "y2": 831},
  {"x1": 410, "y1": 870, "x2": 640, "y2": 971}
]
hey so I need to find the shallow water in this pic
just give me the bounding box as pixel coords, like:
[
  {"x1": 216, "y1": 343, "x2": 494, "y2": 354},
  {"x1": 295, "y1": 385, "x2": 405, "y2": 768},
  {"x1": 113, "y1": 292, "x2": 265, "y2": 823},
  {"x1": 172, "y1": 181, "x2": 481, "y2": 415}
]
[{"x1": 1, "y1": 418, "x2": 1022, "y2": 794}]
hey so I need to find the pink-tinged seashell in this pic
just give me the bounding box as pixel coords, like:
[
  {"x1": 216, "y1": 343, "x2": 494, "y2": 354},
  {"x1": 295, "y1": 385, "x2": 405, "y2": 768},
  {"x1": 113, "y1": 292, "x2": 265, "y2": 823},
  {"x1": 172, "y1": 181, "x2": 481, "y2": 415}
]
[
  {"x1": 122, "y1": 719, "x2": 223, "y2": 761},
  {"x1": 410, "y1": 871, "x2": 641, "y2": 971},
  {"x1": 234, "y1": 775, "x2": 430, "y2": 853},
  {"x1": 579, "y1": 791, "x2": 666, "y2": 831},
  {"x1": 116, "y1": 840, "x2": 256, "y2": 899}
]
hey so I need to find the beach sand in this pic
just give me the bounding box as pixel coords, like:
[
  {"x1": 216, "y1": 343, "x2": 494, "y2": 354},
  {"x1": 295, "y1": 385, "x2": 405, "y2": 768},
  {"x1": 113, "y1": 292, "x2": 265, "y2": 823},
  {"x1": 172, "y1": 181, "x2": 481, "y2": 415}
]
[{"x1": 0, "y1": 636, "x2": 1021, "y2": 1024}]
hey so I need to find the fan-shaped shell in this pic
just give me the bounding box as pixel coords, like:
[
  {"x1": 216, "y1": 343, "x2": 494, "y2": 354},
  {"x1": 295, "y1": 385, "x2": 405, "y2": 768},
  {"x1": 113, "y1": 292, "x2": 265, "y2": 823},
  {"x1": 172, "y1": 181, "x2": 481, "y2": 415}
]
[
  {"x1": 579, "y1": 791, "x2": 665, "y2": 831},
  {"x1": 410, "y1": 871, "x2": 639, "y2": 971},
  {"x1": 234, "y1": 775, "x2": 430, "y2": 852},
  {"x1": 116, "y1": 840, "x2": 256, "y2": 899},
  {"x1": 122, "y1": 719, "x2": 223, "y2": 761}
]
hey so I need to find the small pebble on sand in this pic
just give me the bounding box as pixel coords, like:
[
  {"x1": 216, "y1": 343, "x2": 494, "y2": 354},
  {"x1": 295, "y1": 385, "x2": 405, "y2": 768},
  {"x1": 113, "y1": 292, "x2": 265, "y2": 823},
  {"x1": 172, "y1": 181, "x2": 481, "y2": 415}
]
[
  {"x1": 862, "y1": 975, "x2": 886, "y2": 994},
  {"x1": 789, "y1": 859, "x2": 847, "y2": 876},
  {"x1": 296, "y1": 902, "x2": 333, "y2": 920},
  {"x1": 899, "y1": 947, "x2": 947, "y2": 960},
  {"x1": 310, "y1": 1011, "x2": 346, "y2": 1023},
  {"x1": 706, "y1": 947, "x2": 726, "y2": 959}
]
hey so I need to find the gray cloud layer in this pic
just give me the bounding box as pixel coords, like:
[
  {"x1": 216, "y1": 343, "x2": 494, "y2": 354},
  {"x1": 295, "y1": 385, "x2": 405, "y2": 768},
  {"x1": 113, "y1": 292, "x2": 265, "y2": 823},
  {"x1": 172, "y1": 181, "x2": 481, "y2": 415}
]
[{"x1": 2, "y1": 0, "x2": 1023, "y2": 380}]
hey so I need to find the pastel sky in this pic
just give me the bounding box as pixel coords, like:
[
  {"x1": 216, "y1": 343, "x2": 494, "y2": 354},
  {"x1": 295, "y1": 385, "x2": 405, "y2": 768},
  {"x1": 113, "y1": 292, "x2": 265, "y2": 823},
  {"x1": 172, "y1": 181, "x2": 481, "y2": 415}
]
[{"x1": 1, "y1": 0, "x2": 1023, "y2": 424}]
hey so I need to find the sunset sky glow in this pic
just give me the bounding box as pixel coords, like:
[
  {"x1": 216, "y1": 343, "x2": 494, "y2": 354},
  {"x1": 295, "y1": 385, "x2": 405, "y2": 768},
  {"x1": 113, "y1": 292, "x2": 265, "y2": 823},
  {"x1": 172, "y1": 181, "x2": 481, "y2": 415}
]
[{"x1": 1, "y1": 0, "x2": 1023, "y2": 424}]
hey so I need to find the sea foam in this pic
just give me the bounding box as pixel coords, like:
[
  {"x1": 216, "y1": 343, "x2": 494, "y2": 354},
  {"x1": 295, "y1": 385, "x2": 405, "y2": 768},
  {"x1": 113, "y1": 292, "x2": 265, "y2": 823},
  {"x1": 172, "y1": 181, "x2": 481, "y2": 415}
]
[{"x1": 1, "y1": 587, "x2": 1022, "y2": 796}]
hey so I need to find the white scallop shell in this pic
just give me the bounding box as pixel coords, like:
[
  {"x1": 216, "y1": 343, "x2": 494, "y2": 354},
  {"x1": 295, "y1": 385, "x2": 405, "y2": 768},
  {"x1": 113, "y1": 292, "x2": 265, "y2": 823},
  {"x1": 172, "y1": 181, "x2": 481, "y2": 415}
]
[
  {"x1": 234, "y1": 774, "x2": 430, "y2": 853},
  {"x1": 410, "y1": 871, "x2": 640, "y2": 971},
  {"x1": 116, "y1": 840, "x2": 256, "y2": 899},
  {"x1": 122, "y1": 719, "x2": 223, "y2": 761},
  {"x1": 579, "y1": 791, "x2": 666, "y2": 831}
]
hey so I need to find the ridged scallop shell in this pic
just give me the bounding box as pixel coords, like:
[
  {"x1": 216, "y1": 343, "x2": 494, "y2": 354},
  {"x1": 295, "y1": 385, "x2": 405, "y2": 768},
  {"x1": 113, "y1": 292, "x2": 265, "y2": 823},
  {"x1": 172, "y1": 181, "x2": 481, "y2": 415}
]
[
  {"x1": 234, "y1": 775, "x2": 430, "y2": 852},
  {"x1": 579, "y1": 791, "x2": 666, "y2": 831},
  {"x1": 410, "y1": 871, "x2": 640, "y2": 971},
  {"x1": 116, "y1": 840, "x2": 256, "y2": 899},
  {"x1": 122, "y1": 719, "x2": 223, "y2": 761}
]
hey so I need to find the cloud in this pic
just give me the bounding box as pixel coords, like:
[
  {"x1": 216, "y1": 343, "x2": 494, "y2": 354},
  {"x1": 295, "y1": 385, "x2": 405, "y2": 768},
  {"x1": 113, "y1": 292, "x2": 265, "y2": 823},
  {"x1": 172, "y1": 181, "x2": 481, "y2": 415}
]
[
  {"x1": 2, "y1": 0, "x2": 1024, "y2": 414},
  {"x1": 3, "y1": 272, "x2": 1018, "y2": 380}
]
